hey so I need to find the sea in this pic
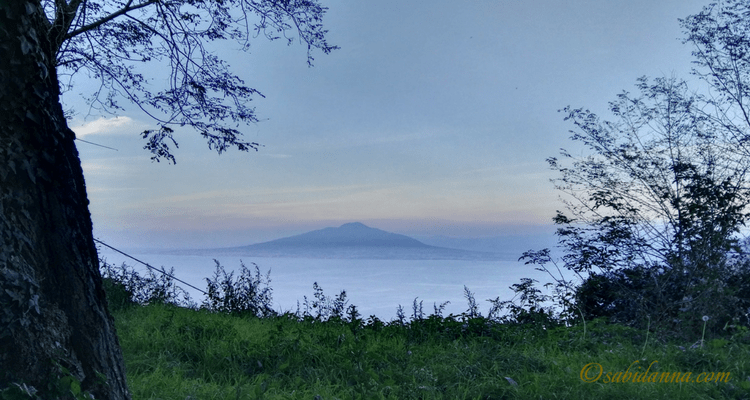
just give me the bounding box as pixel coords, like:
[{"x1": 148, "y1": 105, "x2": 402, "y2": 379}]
[{"x1": 97, "y1": 249, "x2": 559, "y2": 321}]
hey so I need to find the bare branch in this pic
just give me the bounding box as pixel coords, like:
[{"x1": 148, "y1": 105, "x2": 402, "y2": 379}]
[{"x1": 65, "y1": 0, "x2": 158, "y2": 40}]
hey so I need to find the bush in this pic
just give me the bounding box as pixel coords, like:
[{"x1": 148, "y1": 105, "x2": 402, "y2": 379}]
[
  {"x1": 201, "y1": 260, "x2": 275, "y2": 317},
  {"x1": 99, "y1": 258, "x2": 193, "y2": 310}
]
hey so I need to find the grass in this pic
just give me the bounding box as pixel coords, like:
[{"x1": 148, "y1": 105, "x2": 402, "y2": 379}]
[
  {"x1": 100, "y1": 258, "x2": 750, "y2": 398},
  {"x1": 112, "y1": 303, "x2": 750, "y2": 399}
]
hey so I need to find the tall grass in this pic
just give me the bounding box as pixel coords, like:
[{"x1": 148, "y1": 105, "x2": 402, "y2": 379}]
[{"x1": 101, "y1": 259, "x2": 750, "y2": 399}]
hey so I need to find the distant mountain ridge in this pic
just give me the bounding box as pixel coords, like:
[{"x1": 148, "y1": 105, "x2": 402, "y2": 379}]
[
  {"x1": 247, "y1": 222, "x2": 429, "y2": 248},
  {"x1": 170, "y1": 222, "x2": 506, "y2": 260}
]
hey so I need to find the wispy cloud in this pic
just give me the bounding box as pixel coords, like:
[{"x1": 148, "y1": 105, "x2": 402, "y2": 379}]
[{"x1": 71, "y1": 116, "x2": 137, "y2": 138}]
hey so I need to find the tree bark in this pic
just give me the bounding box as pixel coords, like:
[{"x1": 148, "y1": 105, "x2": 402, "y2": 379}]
[{"x1": 0, "y1": 1, "x2": 131, "y2": 399}]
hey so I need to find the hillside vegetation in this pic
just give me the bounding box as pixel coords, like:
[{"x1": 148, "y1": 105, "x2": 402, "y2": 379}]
[{"x1": 101, "y1": 260, "x2": 750, "y2": 399}]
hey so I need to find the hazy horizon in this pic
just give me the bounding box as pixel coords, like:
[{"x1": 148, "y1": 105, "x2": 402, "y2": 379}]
[{"x1": 94, "y1": 220, "x2": 558, "y2": 255}]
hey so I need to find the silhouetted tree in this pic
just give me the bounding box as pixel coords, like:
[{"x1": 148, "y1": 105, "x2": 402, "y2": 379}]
[
  {"x1": 0, "y1": 0, "x2": 335, "y2": 398},
  {"x1": 534, "y1": 0, "x2": 750, "y2": 336},
  {"x1": 549, "y1": 76, "x2": 750, "y2": 334}
]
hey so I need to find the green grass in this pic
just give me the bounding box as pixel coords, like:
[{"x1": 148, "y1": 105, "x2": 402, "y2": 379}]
[{"x1": 113, "y1": 304, "x2": 750, "y2": 399}]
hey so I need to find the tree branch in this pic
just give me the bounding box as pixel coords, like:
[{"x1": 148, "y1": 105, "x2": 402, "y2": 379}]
[
  {"x1": 50, "y1": 0, "x2": 86, "y2": 54},
  {"x1": 65, "y1": 0, "x2": 158, "y2": 40}
]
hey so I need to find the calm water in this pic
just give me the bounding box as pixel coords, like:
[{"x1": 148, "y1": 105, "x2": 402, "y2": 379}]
[{"x1": 98, "y1": 249, "x2": 553, "y2": 320}]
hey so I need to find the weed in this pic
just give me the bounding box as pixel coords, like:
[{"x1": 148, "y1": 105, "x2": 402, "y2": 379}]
[
  {"x1": 202, "y1": 260, "x2": 274, "y2": 317},
  {"x1": 100, "y1": 258, "x2": 193, "y2": 309},
  {"x1": 112, "y1": 303, "x2": 750, "y2": 400},
  {"x1": 299, "y1": 282, "x2": 350, "y2": 321},
  {"x1": 99, "y1": 258, "x2": 750, "y2": 399}
]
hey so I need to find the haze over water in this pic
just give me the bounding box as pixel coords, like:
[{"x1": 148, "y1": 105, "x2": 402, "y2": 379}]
[{"x1": 97, "y1": 250, "x2": 554, "y2": 320}]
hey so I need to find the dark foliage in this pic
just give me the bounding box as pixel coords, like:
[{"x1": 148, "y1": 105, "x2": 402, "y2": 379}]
[
  {"x1": 298, "y1": 281, "x2": 354, "y2": 321},
  {"x1": 44, "y1": 0, "x2": 337, "y2": 162},
  {"x1": 513, "y1": 0, "x2": 750, "y2": 341},
  {"x1": 541, "y1": 76, "x2": 750, "y2": 338},
  {"x1": 100, "y1": 258, "x2": 193, "y2": 309},
  {"x1": 201, "y1": 260, "x2": 275, "y2": 317}
]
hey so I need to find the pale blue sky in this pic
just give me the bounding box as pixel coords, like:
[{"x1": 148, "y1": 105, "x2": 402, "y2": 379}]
[{"x1": 70, "y1": 0, "x2": 709, "y2": 250}]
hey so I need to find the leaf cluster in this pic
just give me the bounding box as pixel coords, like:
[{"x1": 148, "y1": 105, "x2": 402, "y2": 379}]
[{"x1": 41, "y1": 0, "x2": 337, "y2": 162}]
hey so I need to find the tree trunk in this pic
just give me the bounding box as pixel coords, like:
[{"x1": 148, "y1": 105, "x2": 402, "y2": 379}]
[{"x1": 0, "y1": 1, "x2": 131, "y2": 399}]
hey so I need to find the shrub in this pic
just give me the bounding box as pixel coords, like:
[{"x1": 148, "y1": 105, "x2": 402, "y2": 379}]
[
  {"x1": 201, "y1": 260, "x2": 275, "y2": 317},
  {"x1": 99, "y1": 258, "x2": 192, "y2": 309}
]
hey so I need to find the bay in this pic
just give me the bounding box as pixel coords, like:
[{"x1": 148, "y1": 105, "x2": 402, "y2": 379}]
[{"x1": 97, "y1": 249, "x2": 554, "y2": 321}]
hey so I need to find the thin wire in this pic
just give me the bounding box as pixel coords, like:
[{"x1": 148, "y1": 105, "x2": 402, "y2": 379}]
[
  {"x1": 75, "y1": 138, "x2": 119, "y2": 151},
  {"x1": 94, "y1": 238, "x2": 207, "y2": 295}
]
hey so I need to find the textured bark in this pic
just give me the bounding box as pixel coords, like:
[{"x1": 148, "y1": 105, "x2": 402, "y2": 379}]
[{"x1": 0, "y1": 1, "x2": 131, "y2": 399}]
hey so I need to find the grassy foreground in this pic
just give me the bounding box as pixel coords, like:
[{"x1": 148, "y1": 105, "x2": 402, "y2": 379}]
[{"x1": 113, "y1": 303, "x2": 750, "y2": 399}]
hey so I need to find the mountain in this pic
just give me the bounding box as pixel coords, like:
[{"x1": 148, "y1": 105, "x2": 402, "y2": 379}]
[
  {"x1": 171, "y1": 222, "x2": 505, "y2": 260},
  {"x1": 248, "y1": 222, "x2": 429, "y2": 248}
]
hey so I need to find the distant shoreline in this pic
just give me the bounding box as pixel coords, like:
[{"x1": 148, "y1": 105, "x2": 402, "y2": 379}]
[{"x1": 162, "y1": 245, "x2": 507, "y2": 261}]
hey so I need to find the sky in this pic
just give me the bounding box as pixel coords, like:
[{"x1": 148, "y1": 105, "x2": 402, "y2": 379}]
[{"x1": 68, "y1": 0, "x2": 711, "y2": 250}]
